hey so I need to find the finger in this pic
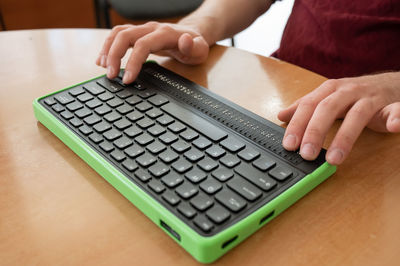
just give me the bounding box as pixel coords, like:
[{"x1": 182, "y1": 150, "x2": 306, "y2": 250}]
[
  {"x1": 299, "y1": 90, "x2": 357, "y2": 160},
  {"x1": 277, "y1": 100, "x2": 300, "y2": 123},
  {"x1": 326, "y1": 99, "x2": 376, "y2": 165},
  {"x1": 167, "y1": 34, "x2": 209, "y2": 65},
  {"x1": 122, "y1": 27, "x2": 184, "y2": 84},
  {"x1": 96, "y1": 25, "x2": 130, "y2": 67},
  {"x1": 386, "y1": 102, "x2": 400, "y2": 132},
  {"x1": 282, "y1": 80, "x2": 338, "y2": 151}
]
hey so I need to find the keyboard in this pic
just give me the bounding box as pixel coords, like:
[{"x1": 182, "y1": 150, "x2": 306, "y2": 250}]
[{"x1": 34, "y1": 61, "x2": 336, "y2": 263}]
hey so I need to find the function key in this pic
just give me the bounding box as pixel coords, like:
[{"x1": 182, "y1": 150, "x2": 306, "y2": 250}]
[
  {"x1": 253, "y1": 156, "x2": 276, "y2": 171},
  {"x1": 215, "y1": 190, "x2": 246, "y2": 212},
  {"x1": 55, "y1": 93, "x2": 74, "y2": 105},
  {"x1": 69, "y1": 87, "x2": 85, "y2": 96},
  {"x1": 269, "y1": 165, "x2": 293, "y2": 181},
  {"x1": 84, "y1": 82, "x2": 105, "y2": 95},
  {"x1": 193, "y1": 215, "x2": 214, "y2": 233},
  {"x1": 206, "y1": 205, "x2": 230, "y2": 224},
  {"x1": 220, "y1": 137, "x2": 246, "y2": 153},
  {"x1": 238, "y1": 147, "x2": 260, "y2": 162},
  {"x1": 234, "y1": 164, "x2": 277, "y2": 191},
  {"x1": 44, "y1": 97, "x2": 57, "y2": 106},
  {"x1": 52, "y1": 103, "x2": 65, "y2": 113}
]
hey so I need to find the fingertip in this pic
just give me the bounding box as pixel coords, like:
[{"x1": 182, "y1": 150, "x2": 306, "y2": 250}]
[
  {"x1": 178, "y1": 33, "x2": 194, "y2": 56},
  {"x1": 326, "y1": 148, "x2": 345, "y2": 165},
  {"x1": 387, "y1": 117, "x2": 400, "y2": 133}
]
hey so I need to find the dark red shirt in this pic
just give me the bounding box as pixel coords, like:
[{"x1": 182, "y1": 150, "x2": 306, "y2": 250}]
[{"x1": 272, "y1": 0, "x2": 400, "y2": 78}]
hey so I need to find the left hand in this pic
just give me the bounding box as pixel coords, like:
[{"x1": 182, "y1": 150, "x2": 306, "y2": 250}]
[{"x1": 278, "y1": 72, "x2": 400, "y2": 165}]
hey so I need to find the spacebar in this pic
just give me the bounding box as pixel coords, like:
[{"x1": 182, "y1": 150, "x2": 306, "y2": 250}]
[{"x1": 161, "y1": 102, "x2": 227, "y2": 142}]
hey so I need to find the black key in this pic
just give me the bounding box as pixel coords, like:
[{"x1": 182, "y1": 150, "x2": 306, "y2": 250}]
[
  {"x1": 227, "y1": 176, "x2": 262, "y2": 201},
  {"x1": 104, "y1": 111, "x2": 122, "y2": 122},
  {"x1": 125, "y1": 95, "x2": 142, "y2": 105},
  {"x1": 137, "y1": 117, "x2": 155, "y2": 129},
  {"x1": 122, "y1": 159, "x2": 139, "y2": 172},
  {"x1": 148, "y1": 162, "x2": 169, "y2": 177},
  {"x1": 136, "y1": 153, "x2": 157, "y2": 167},
  {"x1": 116, "y1": 103, "x2": 134, "y2": 114},
  {"x1": 146, "y1": 140, "x2": 166, "y2": 154},
  {"x1": 215, "y1": 190, "x2": 246, "y2": 212},
  {"x1": 116, "y1": 89, "x2": 133, "y2": 99},
  {"x1": 134, "y1": 169, "x2": 151, "y2": 182},
  {"x1": 98, "y1": 91, "x2": 114, "y2": 101},
  {"x1": 180, "y1": 129, "x2": 199, "y2": 141},
  {"x1": 100, "y1": 141, "x2": 114, "y2": 152},
  {"x1": 107, "y1": 97, "x2": 124, "y2": 108},
  {"x1": 55, "y1": 93, "x2": 74, "y2": 105},
  {"x1": 52, "y1": 104, "x2": 65, "y2": 113},
  {"x1": 113, "y1": 136, "x2": 133, "y2": 149},
  {"x1": 156, "y1": 114, "x2": 174, "y2": 126},
  {"x1": 138, "y1": 90, "x2": 156, "y2": 99},
  {"x1": 75, "y1": 107, "x2": 92, "y2": 118},
  {"x1": 114, "y1": 118, "x2": 131, "y2": 130},
  {"x1": 78, "y1": 125, "x2": 92, "y2": 135},
  {"x1": 147, "y1": 124, "x2": 166, "y2": 136},
  {"x1": 83, "y1": 114, "x2": 102, "y2": 126},
  {"x1": 161, "y1": 102, "x2": 228, "y2": 142},
  {"x1": 205, "y1": 145, "x2": 226, "y2": 159},
  {"x1": 171, "y1": 140, "x2": 191, "y2": 153},
  {"x1": 135, "y1": 133, "x2": 154, "y2": 146},
  {"x1": 185, "y1": 168, "x2": 207, "y2": 183},
  {"x1": 176, "y1": 182, "x2": 198, "y2": 199},
  {"x1": 235, "y1": 164, "x2": 277, "y2": 191},
  {"x1": 177, "y1": 203, "x2": 197, "y2": 219},
  {"x1": 190, "y1": 193, "x2": 213, "y2": 211},
  {"x1": 84, "y1": 82, "x2": 105, "y2": 95},
  {"x1": 269, "y1": 165, "x2": 293, "y2": 181},
  {"x1": 133, "y1": 82, "x2": 145, "y2": 90},
  {"x1": 103, "y1": 128, "x2": 122, "y2": 141},
  {"x1": 148, "y1": 94, "x2": 169, "y2": 107},
  {"x1": 211, "y1": 167, "x2": 234, "y2": 182},
  {"x1": 60, "y1": 110, "x2": 74, "y2": 120},
  {"x1": 199, "y1": 178, "x2": 222, "y2": 194},
  {"x1": 148, "y1": 179, "x2": 165, "y2": 194},
  {"x1": 192, "y1": 137, "x2": 212, "y2": 150},
  {"x1": 161, "y1": 172, "x2": 184, "y2": 188},
  {"x1": 197, "y1": 157, "x2": 219, "y2": 172},
  {"x1": 193, "y1": 215, "x2": 214, "y2": 232},
  {"x1": 86, "y1": 98, "x2": 103, "y2": 109},
  {"x1": 44, "y1": 97, "x2": 57, "y2": 106},
  {"x1": 145, "y1": 108, "x2": 163, "y2": 119},
  {"x1": 77, "y1": 93, "x2": 94, "y2": 102},
  {"x1": 158, "y1": 148, "x2": 179, "y2": 163},
  {"x1": 253, "y1": 156, "x2": 276, "y2": 171},
  {"x1": 89, "y1": 132, "x2": 103, "y2": 144},
  {"x1": 110, "y1": 150, "x2": 126, "y2": 162},
  {"x1": 136, "y1": 101, "x2": 153, "y2": 112},
  {"x1": 220, "y1": 154, "x2": 241, "y2": 168},
  {"x1": 97, "y1": 78, "x2": 123, "y2": 93},
  {"x1": 159, "y1": 132, "x2": 178, "y2": 145},
  {"x1": 69, "y1": 117, "x2": 83, "y2": 127},
  {"x1": 162, "y1": 191, "x2": 181, "y2": 206},
  {"x1": 168, "y1": 121, "x2": 186, "y2": 133},
  {"x1": 238, "y1": 147, "x2": 260, "y2": 162},
  {"x1": 184, "y1": 148, "x2": 204, "y2": 162},
  {"x1": 206, "y1": 205, "x2": 231, "y2": 224},
  {"x1": 220, "y1": 137, "x2": 246, "y2": 153},
  {"x1": 93, "y1": 121, "x2": 112, "y2": 133},
  {"x1": 69, "y1": 87, "x2": 85, "y2": 96},
  {"x1": 124, "y1": 125, "x2": 143, "y2": 138},
  {"x1": 124, "y1": 145, "x2": 144, "y2": 158},
  {"x1": 94, "y1": 105, "x2": 112, "y2": 116},
  {"x1": 66, "y1": 101, "x2": 83, "y2": 112},
  {"x1": 171, "y1": 158, "x2": 192, "y2": 173},
  {"x1": 126, "y1": 110, "x2": 144, "y2": 122}
]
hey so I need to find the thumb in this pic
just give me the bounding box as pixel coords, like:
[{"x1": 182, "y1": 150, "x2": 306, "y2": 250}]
[{"x1": 386, "y1": 102, "x2": 400, "y2": 133}]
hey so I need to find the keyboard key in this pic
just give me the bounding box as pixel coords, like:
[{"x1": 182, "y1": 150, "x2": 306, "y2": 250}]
[
  {"x1": 98, "y1": 91, "x2": 114, "y2": 101},
  {"x1": 159, "y1": 132, "x2": 178, "y2": 145},
  {"x1": 84, "y1": 82, "x2": 105, "y2": 95},
  {"x1": 69, "y1": 87, "x2": 85, "y2": 96},
  {"x1": 146, "y1": 140, "x2": 166, "y2": 154},
  {"x1": 211, "y1": 167, "x2": 234, "y2": 182},
  {"x1": 83, "y1": 114, "x2": 102, "y2": 126},
  {"x1": 156, "y1": 114, "x2": 174, "y2": 126},
  {"x1": 205, "y1": 145, "x2": 226, "y2": 159},
  {"x1": 66, "y1": 101, "x2": 83, "y2": 112},
  {"x1": 116, "y1": 89, "x2": 133, "y2": 99},
  {"x1": 171, "y1": 158, "x2": 192, "y2": 173},
  {"x1": 86, "y1": 98, "x2": 103, "y2": 109},
  {"x1": 184, "y1": 148, "x2": 204, "y2": 162},
  {"x1": 200, "y1": 178, "x2": 222, "y2": 194},
  {"x1": 197, "y1": 157, "x2": 219, "y2": 172},
  {"x1": 145, "y1": 108, "x2": 163, "y2": 119},
  {"x1": 147, "y1": 124, "x2": 166, "y2": 136},
  {"x1": 114, "y1": 118, "x2": 132, "y2": 130},
  {"x1": 93, "y1": 121, "x2": 112, "y2": 133},
  {"x1": 52, "y1": 104, "x2": 65, "y2": 113},
  {"x1": 238, "y1": 147, "x2": 260, "y2": 162},
  {"x1": 113, "y1": 136, "x2": 133, "y2": 149},
  {"x1": 148, "y1": 94, "x2": 169, "y2": 107},
  {"x1": 110, "y1": 150, "x2": 126, "y2": 162},
  {"x1": 253, "y1": 156, "x2": 276, "y2": 171},
  {"x1": 138, "y1": 90, "x2": 156, "y2": 99},
  {"x1": 192, "y1": 137, "x2": 212, "y2": 150},
  {"x1": 103, "y1": 128, "x2": 122, "y2": 141},
  {"x1": 185, "y1": 168, "x2": 207, "y2": 183},
  {"x1": 193, "y1": 215, "x2": 214, "y2": 232},
  {"x1": 104, "y1": 111, "x2": 122, "y2": 122},
  {"x1": 161, "y1": 102, "x2": 228, "y2": 142},
  {"x1": 190, "y1": 193, "x2": 213, "y2": 211},
  {"x1": 148, "y1": 179, "x2": 165, "y2": 194},
  {"x1": 69, "y1": 117, "x2": 83, "y2": 127},
  {"x1": 94, "y1": 105, "x2": 112, "y2": 116},
  {"x1": 206, "y1": 205, "x2": 230, "y2": 224},
  {"x1": 180, "y1": 129, "x2": 199, "y2": 141},
  {"x1": 126, "y1": 110, "x2": 144, "y2": 122},
  {"x1": 235, "y1": 164, "x2": 277, "y2": 191},
  {"x1": 78, "y1": 125, "x2": 92, "y2": 135},
  {"x1": 148, "y1": 162, "x2": 169, "y2": 177},
  {"x1": 171, "y1": 140, "x2": 191, "y2": 153},
  {"x1": 177, "y1": 203, "x2": 197, "y2": 219},
  {"x1": 167, "y1": 121, "x2": 186, "y2": 133},
  {"x1": 77, "y1": 93, "x2": 93, "y2": 102},
  {"x1": 220, "y1": 137, "x2": 246, "y2": 153},
  {"x1": 158, "y1": 148, "x2": 179, "y2": 163},
  {"x1": 122, "y1": 159, "x2": 139, "y2": 172},
  {"x1": 97, "y1": 78, "x2": 123, "y2": 93},
  {"x1": 124, "y1": 125, "x2": 143, "y2": 138},
  {"x1": 269, "y1": 165, "x2": 293, "y2": 181},
  {"x1": 44, "y1": 97, "x2": 57, "y2": 106},
  {"x1": 227, "y1": 176, "x2": 262, "y2": 201},
  {"x1": 99, "y1": 141, "x2": 114, "y2": 152},
  {"x1": 89, "y1": 132, "x2": 103, "y2": 144},
  {"x1": 116, "y1": 103, "x2": 134, "y2": 114},
  {"x1": 137, "y1": 117, "x2": 155, "y2": 129},
  {"x1": 60, "y1": 110, "x2": 74, "y2": 120},
  {"x1": 125, "y1": 95, "x2": 142, "y2": 105},
  {"x1": 124, "y1": 145, "x2": 145, "y2": 158},
  {"x1": 107, "y1": 97, "x2": 124, "y2": 108},
  {"x1": 161, "y1": 172, "x2": 184, "y2": 188},
  {"x1": 215, "y1": 190, "x2": 246, "y2": 212},
  {"x1": 75, "y1": 107, "x2": 92, "y2": 118},
  {"x1": 134, "y1": 169, "x2": 151, "y2": 182},
  {"x1": 176, "y1": 182, "x2": 198, "y2": 199},
  {"x1": 136, "y1": 101, "x2": 153, "y2": 112},
  {"x1": 55, "y1": 93, "x2": 74, "y2": 105},
  {"x1": 220, "y1": 154, "x2": 241, "y2": 168},
  {"x1": 136, "y1": 153, "x2": 157, "y2": 167},
  {"x1": 162, "y1": 191, "x2": 180, "y2": 206},
  {"x1": 135, "y1": 133, "x2": 154, "y2": 146}
]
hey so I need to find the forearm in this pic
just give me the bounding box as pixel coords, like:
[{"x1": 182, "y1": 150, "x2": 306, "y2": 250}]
[{"x1": 178, "y1": 0, "x2": 273, "y2": 45}]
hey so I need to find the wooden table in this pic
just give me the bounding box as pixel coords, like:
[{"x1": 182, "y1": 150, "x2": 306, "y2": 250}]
[{"x1": 1, "y1": 29, "x2": 399, "y2": 266}]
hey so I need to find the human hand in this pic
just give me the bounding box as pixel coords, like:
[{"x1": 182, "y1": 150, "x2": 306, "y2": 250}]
[
  {"x1": 96, "y1": 22, "x2": 210, "y2": 84},
  {"x1": 278, "y1": 72, "x2": 400, "y2": 165}
]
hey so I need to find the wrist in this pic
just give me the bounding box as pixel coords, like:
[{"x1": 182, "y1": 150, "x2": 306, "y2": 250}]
[{"x1": 178, "y1": 15, "x2": 220, "y2": 46}]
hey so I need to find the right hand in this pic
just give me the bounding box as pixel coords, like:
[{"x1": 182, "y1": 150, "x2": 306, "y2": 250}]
[{"x1": 95, "y1": 22, "x2": 210, "y2": 84}]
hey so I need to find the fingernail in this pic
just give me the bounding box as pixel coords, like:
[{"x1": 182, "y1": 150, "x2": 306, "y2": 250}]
[
  {"x1": 101, "y1": 55, "x2": 106, "y2": 67},
  {"x1": 123, "y1": 70, "x2": 132, "y2": 84},
  {"x1": 326, "y1": 148, "x2": 344, "y2": 165},
  {"x1": 107, "y1": 65, "x2": 114, "y2": 78},
  {"x1": 391, "y1": 118, "x2": 400, "y2": 124},
  {"x1": 300, "y1": 143, "x2": 316, "y2": 159},
  {"x1": 283, "y1": 134, "x2": 297, "y2": 150}
]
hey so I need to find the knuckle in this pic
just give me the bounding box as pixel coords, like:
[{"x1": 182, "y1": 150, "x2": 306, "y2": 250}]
[
  {"x1": 306, "y1": 127, "x2": 322, "y2": 139},
  {"x1": 299, "y1": 96, "x2": 318, "y2": 108},
  {"x1": 144, "y1": 21, "x2": 159, "y2": 28},
  {"x1": 157, "y1": 24, "x2": 173, "y2": 33},
  {"x1": 323, "y1": 79, "x2": 339, "y2": 89}
]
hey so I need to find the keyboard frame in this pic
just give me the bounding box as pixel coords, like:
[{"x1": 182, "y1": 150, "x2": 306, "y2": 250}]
[{"x1": 33, "y1": 61, "x2": 336, "y2": 263}]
